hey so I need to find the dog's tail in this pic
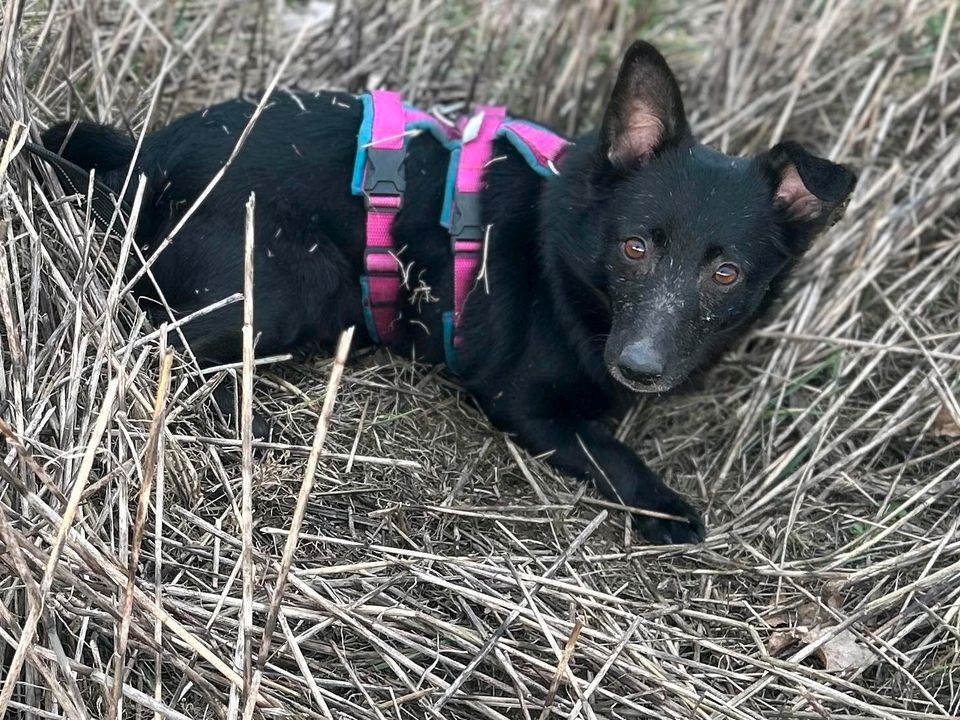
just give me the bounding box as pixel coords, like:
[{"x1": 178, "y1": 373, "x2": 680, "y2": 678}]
[
  {"x1": 0, "y1": 121, "x2": 133, "y2": 228},
  {"x1": 41, "y1": 121, "x2": 135, "y2": 175}
]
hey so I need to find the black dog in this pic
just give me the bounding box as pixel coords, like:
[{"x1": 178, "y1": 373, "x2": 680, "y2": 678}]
[{"x1": 38, "y1": 42, "x2": 855, "y2": 544}]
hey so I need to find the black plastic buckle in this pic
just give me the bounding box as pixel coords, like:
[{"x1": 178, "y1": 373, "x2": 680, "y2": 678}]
[
  {"x1": 449, "y1": 191, "x2": 483, "y2": 243},
  {"x1": 363, "y1": 147, "x2": 406, "y2": 207}
]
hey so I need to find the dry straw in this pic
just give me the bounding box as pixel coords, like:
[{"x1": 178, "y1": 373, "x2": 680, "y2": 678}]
[{"x1": 1, "y1": 0, "x2": 959, "y2": 718}]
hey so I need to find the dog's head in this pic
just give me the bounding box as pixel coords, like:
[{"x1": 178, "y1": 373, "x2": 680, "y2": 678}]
[{"x1": 586, "y1": 41, "x2": 856, "y2": 393}]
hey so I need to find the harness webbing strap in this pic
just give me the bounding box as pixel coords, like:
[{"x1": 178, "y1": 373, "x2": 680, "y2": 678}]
[
  {"x1": 356, "y1": 92, "x2": 458, "y2": 345},
  {"x1": 449, "y1": 106, "x2": 507, "y2": 352},
  {"x1": 498, "y1": 120, "x2": 569, "y2": 177},
  {"x1": 359, "y1": 90, "x2": 407, "y2": 345}
]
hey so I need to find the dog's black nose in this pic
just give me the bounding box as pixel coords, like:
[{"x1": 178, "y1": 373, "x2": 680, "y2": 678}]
[{"x1": 618, "y1": 342, "x2": 664, "y2": 383}]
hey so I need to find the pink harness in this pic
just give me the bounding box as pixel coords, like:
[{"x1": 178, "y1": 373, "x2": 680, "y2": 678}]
[{"x1": 353, "y1": 90, "x2": 569, "y2": 370}]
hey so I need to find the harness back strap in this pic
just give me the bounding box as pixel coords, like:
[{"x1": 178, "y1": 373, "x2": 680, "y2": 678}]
[
  {"x1": 353, "y1": 92, "x2": 456, "y2": 345},
  {"x1": 354, "y1": 90, "x2": 408, "y2": 345}
]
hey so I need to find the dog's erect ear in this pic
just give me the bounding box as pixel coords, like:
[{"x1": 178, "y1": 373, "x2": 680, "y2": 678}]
[
  {"x1": 762, "y1": 141, "x2": 857, "y2": 239},
  {"x1": 599, "y1": 41, "x2": 692, "y2": 170}
]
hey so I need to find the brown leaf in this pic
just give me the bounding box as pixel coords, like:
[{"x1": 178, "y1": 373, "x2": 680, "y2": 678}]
[
  {"x1": 933, "y1": 403, "x2": 960, "y2": 438},
  {"x1": 766, "y1": 629, "x2": 801, "y2": 656},
  {"x1": 765, "y1": 612, "x2": 791, "y2": 628}
]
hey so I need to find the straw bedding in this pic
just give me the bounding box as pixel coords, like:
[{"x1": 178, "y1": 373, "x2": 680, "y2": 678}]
[{"x1": 0, "y1": 0, "x2": 958, "y2": 718}]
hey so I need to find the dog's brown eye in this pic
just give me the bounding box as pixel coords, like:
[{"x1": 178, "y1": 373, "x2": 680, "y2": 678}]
[
  {"x1": 623, "y1": 237, "x2": 647, "y2": 260},
  {"x1": 713, "y1": 263, "x2": 740, "y2": 286}
]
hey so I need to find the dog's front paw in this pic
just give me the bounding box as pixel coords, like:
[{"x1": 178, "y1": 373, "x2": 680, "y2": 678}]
[
  {"x1": 633, "y1": 490, "x2": 705, "y2": 545},
  {"x1": 210, "y1": 380, "x2": 272, "y2": 441}
]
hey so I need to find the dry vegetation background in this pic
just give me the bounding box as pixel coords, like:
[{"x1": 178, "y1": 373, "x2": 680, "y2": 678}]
[{"x1": 1, "y1": 0, "x2": 959, "y2": 718}]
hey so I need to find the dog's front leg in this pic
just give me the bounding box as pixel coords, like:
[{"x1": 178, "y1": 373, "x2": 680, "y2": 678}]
[{"x1": 494, "y1": 410, "x2": 705, "y2": 544}]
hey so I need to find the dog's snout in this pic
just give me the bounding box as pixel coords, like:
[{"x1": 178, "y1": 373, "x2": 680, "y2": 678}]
[{"x1": 618, "y1": 341, "x2": 664, "y2": 383}]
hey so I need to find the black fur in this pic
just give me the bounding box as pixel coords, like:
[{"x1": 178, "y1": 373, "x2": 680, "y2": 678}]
[
  {"x1": 41, "y1": 120, "x2": 136, "y2": 174},
  {"x1": 40, "y1": 41, "x2": 856, "y2": 544}
]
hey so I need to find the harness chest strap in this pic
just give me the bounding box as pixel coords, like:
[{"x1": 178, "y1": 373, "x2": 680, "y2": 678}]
[
  {"x1": 443, "y1": 105, "x2": 507, "y2": 364},
  {"x1": 442, "y1": 110, "x2": 571, "y2": 368}
]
